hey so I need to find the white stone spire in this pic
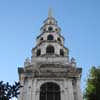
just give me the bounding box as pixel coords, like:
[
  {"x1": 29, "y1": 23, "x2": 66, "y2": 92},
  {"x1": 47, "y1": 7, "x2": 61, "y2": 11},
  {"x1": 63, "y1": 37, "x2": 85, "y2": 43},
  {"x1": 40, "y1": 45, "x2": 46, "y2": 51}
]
[{"x1": 18, "y1": 11, "x2": 83, "y2": 100}]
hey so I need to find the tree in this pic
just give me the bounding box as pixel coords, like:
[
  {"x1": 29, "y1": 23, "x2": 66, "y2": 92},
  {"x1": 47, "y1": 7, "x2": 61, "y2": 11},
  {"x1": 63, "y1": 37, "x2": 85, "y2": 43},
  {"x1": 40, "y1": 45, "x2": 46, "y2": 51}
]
[
  {"x1": 0, "y1": 81, "x2": 22, "y2": 100},
  {"x1": 84, "y1": 66, "x2": 100, "y2": 100}
]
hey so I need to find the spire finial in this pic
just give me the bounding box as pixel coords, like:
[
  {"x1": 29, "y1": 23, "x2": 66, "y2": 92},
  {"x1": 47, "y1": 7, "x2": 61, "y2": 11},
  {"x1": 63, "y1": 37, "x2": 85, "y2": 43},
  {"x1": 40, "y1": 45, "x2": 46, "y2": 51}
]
[{"x1": 48, "y1": 8, "x2": 53, "y2": 18}]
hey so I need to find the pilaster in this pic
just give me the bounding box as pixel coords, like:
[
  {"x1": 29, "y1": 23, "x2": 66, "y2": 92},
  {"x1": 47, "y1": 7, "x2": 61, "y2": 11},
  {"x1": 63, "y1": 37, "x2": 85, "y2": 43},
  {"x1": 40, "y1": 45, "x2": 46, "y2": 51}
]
[
  {"x1": 67, "y1": 79, "x2": 74, "y2": 100},
  {"x1": 76, "y1": 79, "x2": 83, "y2": 100}
]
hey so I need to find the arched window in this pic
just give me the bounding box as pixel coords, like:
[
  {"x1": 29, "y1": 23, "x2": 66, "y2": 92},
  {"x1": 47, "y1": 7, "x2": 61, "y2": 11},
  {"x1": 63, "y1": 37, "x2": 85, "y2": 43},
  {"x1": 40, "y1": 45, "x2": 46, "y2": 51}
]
[
  {"x1": 60, "y1": 49, "x2": 64, "y2": 56},
  {"x1": 48, "y1": 26, "x2": 53, "y2": 32},
  {"x1": 55, "y1": 28, "x2": 58, "y2": 32},
  {"x1": 40, "y1": 82, "x2": 60, "y2": 100},
  {"x1": 40, "y1": 37, "x2": 43, "y2": 41},
  {"x1": 43, "y1": 29, "x2": 46, "y2": 32},
  {"x1": 47, "y1": 35, "x2": 54, "y2": 40},
  {"x1": 57, "y1": 37, "x2": 61, "y2": 43},
  {"x1": 46, "y1": 45, "x2": 54, "y2": 54},
  {"x1": 37, "y1": 49, "x2": 41, "y2": 56}
]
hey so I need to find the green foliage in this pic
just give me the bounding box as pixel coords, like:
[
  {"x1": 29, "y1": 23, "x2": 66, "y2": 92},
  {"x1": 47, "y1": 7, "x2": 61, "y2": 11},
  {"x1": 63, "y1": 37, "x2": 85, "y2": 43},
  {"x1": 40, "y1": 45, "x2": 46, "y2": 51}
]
[
  {"x1": 84, "y1": 66, "x2": 100, "y2": 100},
  {"x1": 0, "y1": 81, "x2": 22, "y2": 100}
]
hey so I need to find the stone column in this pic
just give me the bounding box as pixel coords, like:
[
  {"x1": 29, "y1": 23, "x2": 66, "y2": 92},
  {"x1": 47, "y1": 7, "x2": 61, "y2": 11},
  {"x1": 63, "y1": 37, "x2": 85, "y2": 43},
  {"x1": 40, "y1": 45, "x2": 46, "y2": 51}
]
[
  {"x1": 61, "y1": 89, "x2": 65, "y2": 100},
  {"x1": 35, "y1": 79, "x2": 40, "y2": 100},
  {"x1": 28, "y1": 79, "x2": 33, "y2": 100},
  {"x1": 67, "y1": 79, "x2": 74, "y2": 100},
  {"x1": 22, "y1": 80, "x2": 27, "y2": 100},
  {"x1": 76, "y1": 79, "x2": 83, "y2": 100},
  {"x1": 18, "y1": 74, "x2": 25, "y2": 100},
  {"x1": 35, "y1": 90, "x2": 40, "y2": 100},
  {"x1": 64, "y1": 80, "x2": 69, "y2": 100},
  {"x1": 32, "y1": 79, "x2": 37, "y2": 100},
  {"x1": 26, "y1": 79, "x2": 30, "y2": 100}
]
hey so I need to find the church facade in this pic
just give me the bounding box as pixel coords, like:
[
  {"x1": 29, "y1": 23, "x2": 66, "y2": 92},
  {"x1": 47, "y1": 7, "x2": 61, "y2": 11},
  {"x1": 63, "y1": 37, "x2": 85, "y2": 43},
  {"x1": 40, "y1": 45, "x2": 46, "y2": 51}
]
[{"x1": 18, "y1": 11, "x2": 83, "y2": 100}]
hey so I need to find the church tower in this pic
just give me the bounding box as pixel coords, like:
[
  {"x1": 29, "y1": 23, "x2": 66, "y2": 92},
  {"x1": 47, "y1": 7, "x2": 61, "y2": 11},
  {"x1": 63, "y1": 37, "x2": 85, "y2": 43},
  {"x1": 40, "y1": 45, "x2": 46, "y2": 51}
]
[{"x1": 18, "y1": 10, "x2": 83, "y2": 100}]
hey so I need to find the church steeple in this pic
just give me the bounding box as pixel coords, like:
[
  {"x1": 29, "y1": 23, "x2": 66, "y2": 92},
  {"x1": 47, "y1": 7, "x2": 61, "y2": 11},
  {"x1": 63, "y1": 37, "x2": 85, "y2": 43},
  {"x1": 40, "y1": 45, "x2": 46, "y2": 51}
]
[
  {"x1": 31, "y1": 10, "x2": 69, "y2": 60},
  {"x1": 18, "y1": 11, "x2": 83, "y2": 100}
]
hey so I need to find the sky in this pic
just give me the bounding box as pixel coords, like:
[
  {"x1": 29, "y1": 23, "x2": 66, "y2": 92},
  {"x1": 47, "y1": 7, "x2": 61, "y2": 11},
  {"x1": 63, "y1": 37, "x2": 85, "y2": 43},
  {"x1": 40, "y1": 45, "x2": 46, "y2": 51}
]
[{"x1": 0, "y1": 0, "x2": 100, "y2": 92}]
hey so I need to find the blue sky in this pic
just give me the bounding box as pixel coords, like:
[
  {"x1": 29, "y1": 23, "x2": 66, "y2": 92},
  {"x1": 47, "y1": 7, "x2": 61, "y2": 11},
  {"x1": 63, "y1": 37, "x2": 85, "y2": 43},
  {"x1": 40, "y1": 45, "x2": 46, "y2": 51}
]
[{"x1": 0, "y1": 0, "x2": 100, "y2": 92}]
